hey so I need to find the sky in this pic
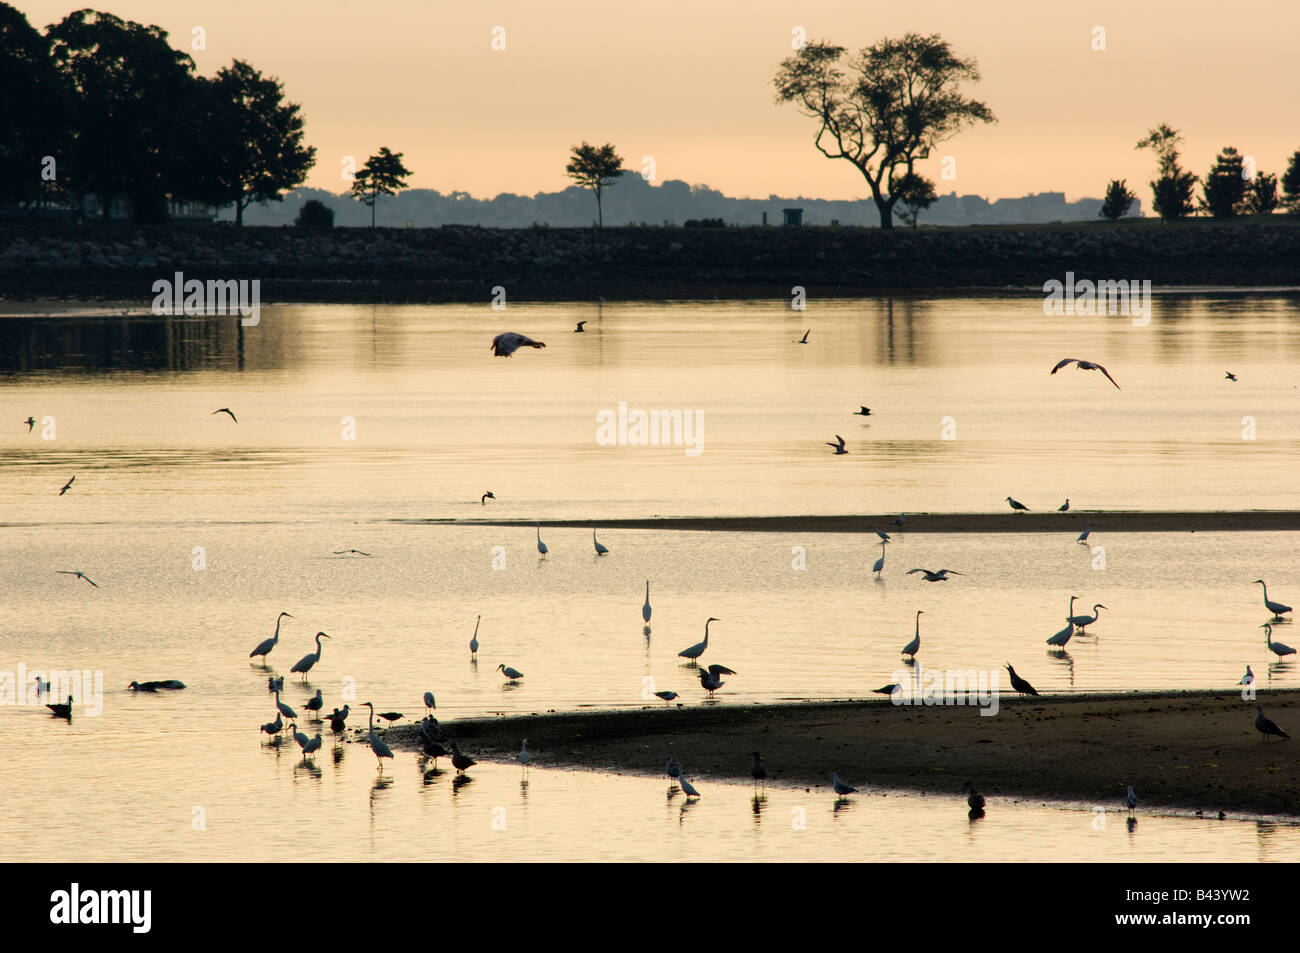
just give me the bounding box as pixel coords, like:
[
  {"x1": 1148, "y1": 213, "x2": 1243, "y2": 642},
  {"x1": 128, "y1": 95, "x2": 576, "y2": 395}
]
[{"x1": 19, "y1": 0, "x2": 1300, "y2": 202}]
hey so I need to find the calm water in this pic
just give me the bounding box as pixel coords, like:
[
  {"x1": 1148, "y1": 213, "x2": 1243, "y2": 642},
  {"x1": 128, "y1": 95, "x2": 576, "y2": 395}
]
[{"x1": 2, "y1": 295, "x2": 1299, "y2": 862}]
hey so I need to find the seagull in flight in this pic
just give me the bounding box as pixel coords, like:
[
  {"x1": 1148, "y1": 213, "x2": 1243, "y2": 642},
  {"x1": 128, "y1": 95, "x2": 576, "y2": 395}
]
[
  {"x1": 491, "y1": 332, "x2": 546, "y2": 357},
  {"x1": 1225, "y1": 371, "x2": 1237, "y2": 381},
  {"x1": 794, "y1": 329, "x2": 810, "y2": 344},
  {"x1": 481, "y1": 491, "x2": 495, "y2": 505},
  {"x1": 827, "y1": 434, "x2": 848, "y2": 454},
  {"x1": 57, "y1": 570, "x2": 99, "y2": 588},
  {"x1": 332, "y1": 549, "x2": 371, "y2": 556},
  {"x1": 907, "y1": 568, "x2": 964, "y2": 582},
  {"x1": 211, "y1": 408, "x2": 238, "y2": 423},
  {"x1": 574, "y1": 321, "x2": 587, "y2": 333},
  {"x1": 59, "y1": 475, "x2": 75, "y2": 495},
  {"x1": 854, "y1": 406, "x2": 871, "y2": 416},
  {"x1": 1050, "y1": 358, "x2": 1121, "y2": 390},
  {"x1": 24, "y1": 416, "x2": 36, "y2": 432}
]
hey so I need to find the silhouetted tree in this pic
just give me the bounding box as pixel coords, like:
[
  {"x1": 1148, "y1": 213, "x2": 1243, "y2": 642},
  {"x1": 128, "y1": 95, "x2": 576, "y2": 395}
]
[
  {"x1": 1200, "y1": 147, "x2": 1247, "y2": 217},
  {"x1": 775, "y1": 33, "x2": 995, "y2": 229},
  {"x1": 1282, "y1": 150, "x2": 1300, "y2": 213},
  {"x1": 47, "y1": 10, "x2": 197, "y2": 222},
  {"x1": 0, "y1": 3, "x2": 71, "y2": 207},
  {"x1": 1135, "y1": 124, "x2": 1197, "y2": 220},
  {"x1": 294, "y1": 198, "x2": 334, "y2": 228},
  {"x1": 565, "y1": 142, "x2": 624, "y2": 227},
  {"x1": 202, "y1": 60, "x2": 315, "y2": 226},
  {"x1": 350, "y1": 148, "x2": 411, "y2": 227},
  {"x1": 1245, "y1": 172, "x2": 1279, "y2": 215},
  {"x1": 890, "y1": 172, "x2": 937, "y2": 228},
  {"x1": 1099, "y1": 179, "x2": 1136, "y2": 220}
]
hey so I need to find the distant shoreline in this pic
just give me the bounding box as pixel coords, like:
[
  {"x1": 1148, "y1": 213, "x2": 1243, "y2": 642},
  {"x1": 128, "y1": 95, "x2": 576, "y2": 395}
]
[
  {"x1": 3, "y1": 219, "x2": 1299, "y2": 303},
  {"x1": 382, "y1": 689, "x2": 1300, "y2": 817}
]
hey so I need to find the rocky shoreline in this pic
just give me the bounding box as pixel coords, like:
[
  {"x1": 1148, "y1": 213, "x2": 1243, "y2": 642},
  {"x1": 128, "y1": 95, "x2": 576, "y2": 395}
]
[{"x1": 2, "y1": 219, "x2": 1298, "y2": 303}]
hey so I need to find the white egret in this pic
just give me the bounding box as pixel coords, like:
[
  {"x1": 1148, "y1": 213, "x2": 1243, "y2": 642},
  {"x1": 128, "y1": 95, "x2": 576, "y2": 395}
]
[
  {"x1": 289, "y1": 632, "x2": 331, "y2": 680},
  {"x1": 678, "y1": 617, "x2": 719, "y2": 663},
  {"x1": 830, "y1": 772, "x2": 858, "y2": 796},
  {"x1": 249, "y1": 611, "x2": 293, "y2": 663},
  {"x1": 1004, "y1": 663, "x2": 1039, "y2": 696},
  {"x1": 1046, "y1": 619, "x2": 1074, "y2": 647},
  {"x1": 901, "y1": 611, "x2": 922, "y2": 659},
  {"x1": 1125, "y1": 785, "x2": 1138, "y2": 811},
  {"x1": 536, "y1": 523, "x2": 548, "y2": 556},
  {"x1": 827, "y1": 434, "x2": 848, "y2": 454},
  {"x1": 273, "y1": 689, "x2": 297, "y2": 720},
  {"x1": 490, "y1": 332, "x2": 546, "y2": 357},
  {"x1": 497, "y1": 664, "x2": 524, "y2": 681},
  {"x1": 1238, "y1": 665, "x2": 1254, "y2": 686},
  {"x1": 1255, "y1": 705, "x2": 1289, "y2": 741},
  {"x1": 1070, "y1": 604, "x2": 1108, "y2": 632},
  {"x1": 593, "y1": 529, "x2": 609, "y2": 555},
  {"x1": 361, "y1": 702, "x2": 395, "y2": 770},
  {"x1": 424, "y1": 691, "x2": 437, "y2": 714},
  {"x1": 470, "y1": 614, "x2": 481, "y2": 658},
  {"x1": 290, "y1": 722, "x2": 310, "y2": 752},
  {"x1": 1262, "y1": 623, "x2": 1296, "y2": 658},
  {"x1": 679, "y1": 772, "x2": 702, "y2": 799},
  {"x1": 1076, "y1": 523, "x2": 1092, "y2": 544},
  {"x1": 961, "y1": 781, "x2": 985, "y2": 811},
  {"x1": 1050, "y1": 358, "x2": 1121, "y2": 390},
  {"x1": 643, "y1": 582, "x2": 652, "y2": 625},
  {"x1": 873, "y1": 542, "x2": 886, "y2": 576},
  {"x1": 1253, "y1": 580, "x2": 1292, "y2": 618},
  {"x1": 1006, "y1": 496, "x2": 1029, "y2": 512}
]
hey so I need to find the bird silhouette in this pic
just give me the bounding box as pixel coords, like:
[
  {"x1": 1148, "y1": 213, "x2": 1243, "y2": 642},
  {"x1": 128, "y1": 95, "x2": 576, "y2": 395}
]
[
  {"x1": 1225, "y1": 371, "x2": 1237, "y2": 381},
  {"x1": 854, "y1": 406, "x2": 871, "y2": 416},
  {"x1": 24, "y1": 416, "x2": 36, "y2": 432},
  {"x1": 794, "y1": 329, "x2": 810, "y2": 344},
  {"x1": 491, "y1": 332, "x2": 546, "y2": 356},
  {"x1": 481, "y1": 491, "x2": 495, "y2": 504},
  {"x1": 827, "y1": 434, "x2": 848, "y2": 454},
  {"x1": 1255, "y1": 705, "x2": 1289, "y2": 741},
  {"x1": 1006, "y1": 496, "x2": 1029, "y2": 512},
  {"x1": 1050, "y1": 358, "x2": 1121, "y2": 390},
  {"x1": 1004, "y1": 663, "x2": 1039, "y2": 696},
  {"x1": 211, "y1": 408, "x2": 238, "y2": 423},
  {"x1": 574, "y1": 321, "x2": 587, "y2": 333},
  {"x1": 56, "y1": 570, "x2": 99, "y2": 588},
  {"x1": 59, "y1": 475, "x2": 75, "y2": 495}
]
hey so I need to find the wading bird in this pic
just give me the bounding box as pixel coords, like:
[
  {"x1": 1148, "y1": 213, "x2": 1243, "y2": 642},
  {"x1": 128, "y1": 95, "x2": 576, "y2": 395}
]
[
  {"x1": 907, "y1": 568, "x2": 964, "y2": 582},
  {"x1": 47, "y1": 695, "x2": 73, "y2": 721},
  {"x1": 1050, "y1": 358, "x2": 1121, "y2": 390},
  {"x1": 643, "y1": 581, "x2": 652, "y2": 627},
  {"x1": 59, "y1": 475, "x2": 75, "y2": 495},
  {"x1": 1255, "y1": 705, "x2": 1289, "y2": 741},
  {"x1": 289, "y1": 632, "x2": 331, "y2": 680},
  {"x1": 873, "y1": 542, "x2": 886, "y2": 576},
  {"x1": 678, "y1": 617, "x2": 719, "y2": 663},
  {"x1": 259, "y1": 713, "x2": 283, "y2": 737},
  {"x1": 497, "y1": 664, "x2": 524, "y2": 682},
  {"x1": 302, "y1": 733, "x2": 322, "y2": 757},
  {"x1": 873, "y1": 683, "x2": 900, "y2": 695},
  {"x1": 1070, "y1": 604, "x2": 1108, "y2": 633},
  {"x1": 377, "y1": 711, "x2": 403, "y2": 728},
  {"x1": 1006, "y1": 496, "x2": 1029, "y2": 512},
  {"x1": 654, "y1": 690, "x2": 678, "y2": 705},
  {"x1": 56, "y1": 570, "x2": 99, "y2": 588},
  {"x1": 869, "y1": 527, "x2": 891, "y2": 542},
  {"x1": 1058, "y1": 500, "x2": 1070, "y2": 511},
  {"x1": 305, "y1": 689, "x2": 323, "y2": 719},
  {"x1": 901, "y1": 611, "x2": 922, "y2": 659},
  {"x1": 698, "y1": 664, "x2": 735, "y2": 697},
  {"x1": 24, "y1": 416, "x2": 36, "y2": 432},
  {"x1": 1046, "y1": 619, "x2": 1075, "y2": 647},
  {"x1": 470, "y1": 614, "x2": 480, "y2": 658},
  {"x1": 830, "y1": 772, "x2": 857, "y2": 796},
  {"x1": 1225, "y1": 371, "x2": 1237, "y2": 382},
  {"x1": 679, "y1": 772, "x2": 701, "y2": 799},
  {"x1": 795, "y1": 329, "x2": 810, "y2": 344},
  {"x1": 518, "y1": 739, "x2": 531, "y2": 771},
  {"x1": 327, "y1": 705, "x2": 350, "y2": 733},
  {"x1": 892, "y1": 513, "x2": 906, "y2": 526},
  {"x1": 749, "y1": 752, "x2": 766, "y2": 790},
  {"x1": 361, "y1": 702, "x2": 394, "y2": 771},
  {"x1": 1004, "y1": 663, "x2": 1039, "y2": 696},
  {"x1": 827, "y1": 434, "x2": 848, "y2": 454},
  {"x1": 421, "y1": 736, "x2": 450, "y2": 767},
  {"x1": 267, "y1": 675, "x2": 283, "y2": 693},
  {"x1": 211, "y1": 408, "x2": 238, "y2": 423},
  {"x1": 593, "y1": 529, "x2": 609, "y2": 555},
  {"x1": 249, "y1": 612, "x2": 293, "y2": 664},
  {"x1": 1239, "y1": 665, "x2": 1254, "y2": 687},
  {"x1": 1253, "y1": 580, "x2": 1292, "y2": 618},
  {"x1": 1262, "y1": 624, "x2": 1296, "y2": 658},
  {"x1": 536, "y1": 523, "x2": 548, "y2": 557},
  {"x1": 127, "y1": 680, "x2": 186, "y2": 691},
  {"x1": 450, "y1": 742, "x2": 476, "y2": 775},
  {"x1": 490, "y1": 332, "x2": 546, "y2": 357},
  {"x1": 1126, "y1": 785, "x2": 1138, "y2": 811},
  {"x1": 574, "y1": 321, "x2": 586, "y2": 333},
  {"x1": 273, "y1": 689, "x2": 298, "y2": 721},
  {"x1": 665, "y1": 757, "x2": 682, "y2": 785},
  {"x1": 854, "y1": 406, "x2": 871, "y2": 416},
  {"x1": 481, "y1": 491, "x2": 495, "y2": 505},
  {"x1": 1077, "y1": 523, "x2": 1092, "y2": 544},
  {"x1": 290, "y1": 722, "x2": 309, "y2": 752},
  {"x1": 424, "y1": 692, "x2": 437, "y2": 715},
  {"x1": 961, "y1": 781, "x2": 985, "y2": 812}
]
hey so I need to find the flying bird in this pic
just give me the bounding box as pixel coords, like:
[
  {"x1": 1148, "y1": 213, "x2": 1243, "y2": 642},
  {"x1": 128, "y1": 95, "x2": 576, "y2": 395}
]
[
  {"x1": 490, "y1": 332, "x2": 546, "y2": 357},
  {"x1": 56, "y1": 570, "x2": 99, "y2": 588},
  {"x1": 24, "y1": 416, "x2": 36, "y2": 432},
  {"x1": 907, "y1": 568, "x2": 964, "y2": 582},
  {"x1": 1050, "y1": 358, "x2": 1121, "y2": 389},
  {"x1": 827, "y1": 434, "x2": 848, "y2": 454},
  {"x1": 481, "y1": 491, "x2": 495, "y2": 505},
  {"x1": 854, "y1": 406, "x2": 871, "y2": 416},
  {"x1": 332, "y1": 549, "x2": 371, "y2": 556},
  {"x1": 1004, "y1": 663, "x2": 1039, "y2": 696},
  {"x1": 59, "y1": 475, "x2": 75, "y2": 495},
  {"x1": 211, "y1": 408, "x2": 238, "y2": 422},
  {"x1": 1005, "y1": 496, "x2": 1029, "y2": 512},
  {"x1": 1225, "y1": 371, "x2": 1237, "y2": 381},
  {"x1": 794, "y1": 329, "x2": 810, "y2": 344},
  {"x1": 574, "y1": 321, "x2": 587, "y2": 333}
]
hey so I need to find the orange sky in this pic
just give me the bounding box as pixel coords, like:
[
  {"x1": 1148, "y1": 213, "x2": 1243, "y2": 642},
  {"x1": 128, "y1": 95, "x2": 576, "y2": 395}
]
[{"x1": 21, "y1": 0, "x2": 1300, "y2": 202}]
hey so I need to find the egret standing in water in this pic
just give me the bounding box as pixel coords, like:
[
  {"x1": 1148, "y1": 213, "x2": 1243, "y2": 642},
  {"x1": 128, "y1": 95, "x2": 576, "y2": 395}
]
[
  {"x1": 273, "y1": 689, "x2": 297, "y2": 721},
  {"x1": 249, "y1": 611, "x2": 293, "y2": 665},
  {"x1": 1253, "y1": 580, "x2": 1293, "y2": 618},
  {"x1": 901, "y1": 611, "x2": 922, "y2": 660},
  {"x1": 470, "y1": 614, "x2": 481, "y2": 659},
  {"x1": 1262, "y1": 624, "x2": 1296, "y2": 658},
  {"x1": 1125, "y1": 785, "x2": 1138, "y2": 811},
  {"x1": 593, "y1": 529, "x2": 609, "y2": 555},
  {"x1": 497, "y1": 664, "x2": 524, "y2": 682},
  {"x1": 361, "y1": 702, "x2": 395, "y2": 771},
  {"x1": 643, "y1": 581, "x2": 652, "y2": 633},
  {"x1": 536, "y1": 523, "x2": 548, "y2": 557},
  {"x1": 289, "y1": 632, "x2": 331, "y2": 680},
  {"x1": 678, "y1": 617, "x2": 719, "y2": 664},
  {"x1": 518, "y1": 739, "x2": 531, "y2": 772},
  {"x1": 424, "y1": 691, "x2": 437, "y2": 715},
  {"x1": 873, "y1": 542, "x2": 886, "y2": 577},
  {"x1": 749, "y1": 752, "x2": 766, "y2": 791},
  {"x1": 1070, "y1": 604, "x2": 1108, "y2": 633},
  {"x1": 1046, "y1": 619, "x2": 1074, "y2": 647}
]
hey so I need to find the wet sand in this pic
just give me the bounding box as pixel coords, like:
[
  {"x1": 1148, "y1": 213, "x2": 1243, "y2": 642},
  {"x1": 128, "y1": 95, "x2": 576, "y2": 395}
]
[
  {"x1": 400, "y1": 512, "x2": 1300, "y2": 534},
  {"x1": 388, "y1": 690, "x2": 1300, "y2": 816}
]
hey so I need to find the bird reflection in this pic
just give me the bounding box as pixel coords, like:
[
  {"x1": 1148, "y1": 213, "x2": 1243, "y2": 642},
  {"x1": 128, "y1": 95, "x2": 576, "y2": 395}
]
[
  {"x1": 678, "y1": 800, "x2": 698, "y2": 826},
  {"x1": 332, "y1": 745, "x2": 344, "y2": 764},
  {"x1": 1127, "y1": 816, "x2": 1138, "y2": 834},
  {"x1": 833, "y1": 798, "x2": 855, "y2": 815},
  {"x1": 452, "y1": 774, "x2": 474, "y2": 794},
  {"x1": 1048, "y1": 651, "x2": 1075, "y2": 686},
  {"x1": 751, "y1": 793, "x2": 766, "y2": 824},
  {"x1": 294, "y1": 759, "x2": 323, "y2": 780},
  {"x1": 520, "y1": 778, "x2": 529, "y2": 798},
  {"x1": 968, "y1": 807, "x2": 985, "y2": 822}
]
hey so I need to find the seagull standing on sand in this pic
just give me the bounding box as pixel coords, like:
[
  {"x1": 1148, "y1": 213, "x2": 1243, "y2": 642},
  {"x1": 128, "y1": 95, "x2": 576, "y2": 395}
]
[
  {"x1": 1006, "y1": 496, "x2": 1029, "y2": 513},
  {"x1": 211, "y1": 408, "x2": 238, "y2": 423},
  {"x1": 1058, "y1": 500, "x2": 1070, "y2": 512},
  {"x1": 827, "y1": 434, "x2": 848, "y2": 454},
  {"x1": 1255, "y1": 705, "x2": 1289, "y2": 741},
  {"x1": 1050, "y1": 358, "x2": 1121, "y2": 390},
  {"x1": 490, "y1": 332, "x2": 546, "y2": 357},
  {"x1": 831, "y1": 772, "x2": 858, "y2": 796}
]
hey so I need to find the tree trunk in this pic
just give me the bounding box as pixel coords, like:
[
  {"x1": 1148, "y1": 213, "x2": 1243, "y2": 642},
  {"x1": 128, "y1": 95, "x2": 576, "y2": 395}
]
[
  {"x1": 236, "y1": 198, "x2": 245, "y2": 227},
  {"x1": 596, "y1": 189, "x2": 603, "y2": 228},
  {"x1": 371, "y1": 195, "x2": 376, "y2": 228}
]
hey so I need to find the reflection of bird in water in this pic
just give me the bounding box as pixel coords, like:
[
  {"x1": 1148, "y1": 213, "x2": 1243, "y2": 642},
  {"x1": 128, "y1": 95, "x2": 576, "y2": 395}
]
[
  {"x1": 211, "y1": 408, "x2": 238, "y2": 423},
  {"x1": 678, "y1": 618, "x2": 719, "y2": 663},
  {"x1": 250, "y1": 612, "x2": 293, "y2": 664},
  {"x1": 1004, "y1": 663, "x2": 1039, "y2": 696},
  {"x1": 490, "y1": 332, "x2": 546, "y2": 357},
  {"x1": 1255, "y1": 705, "x2": 1289, "y2": 741},
  {"x1": 362, "y1": 702, "x2": 394, "y2": 770}
]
